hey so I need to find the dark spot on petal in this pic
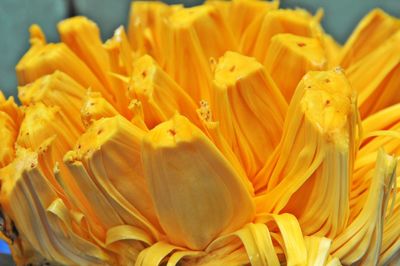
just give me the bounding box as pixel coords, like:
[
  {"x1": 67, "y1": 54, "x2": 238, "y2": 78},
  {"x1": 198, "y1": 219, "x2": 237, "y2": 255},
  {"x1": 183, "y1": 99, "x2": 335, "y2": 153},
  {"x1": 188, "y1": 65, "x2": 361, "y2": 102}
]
[{"x1": 168, "y1": 129, "x2": 176, "y2": 136}]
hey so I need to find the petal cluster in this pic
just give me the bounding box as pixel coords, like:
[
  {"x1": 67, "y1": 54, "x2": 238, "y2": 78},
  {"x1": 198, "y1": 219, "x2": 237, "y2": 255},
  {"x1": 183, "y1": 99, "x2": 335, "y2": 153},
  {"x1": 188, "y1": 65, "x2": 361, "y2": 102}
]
[{"x1": 0, "y1": 1, "x2": 399, "y2": 266}]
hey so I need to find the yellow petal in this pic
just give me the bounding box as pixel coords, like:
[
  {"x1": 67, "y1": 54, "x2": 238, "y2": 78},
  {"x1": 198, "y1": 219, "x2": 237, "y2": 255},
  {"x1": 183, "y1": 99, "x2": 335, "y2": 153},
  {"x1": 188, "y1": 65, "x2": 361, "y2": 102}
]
[
  {"x1": 104, "y1": 26, "x2": 134, "y2": 76},
  {"x1": 212, "y1": 51, "x2": 287, "y2": 188},
  {"x1": 208, "y1": 223, "x2": 279, "y2": 266},
  {"x1": 265, "y1": 33, "x2": 327, "y2": 101},
  {"x1": 128, "y1": 99, "x2": 149, "y2": 131},
  {"x1": 135, "y1": 241, "x2": 181, "y2": 266},
  {"x1": 103, "y1": 26, "x2": 134, "y2": 117},
  {"x1": 332, "y1": 149, "x2": 397, "y2": 265},
  {"x1": 196, "y1": 100, "x2": 253, "y2": 194},
  {"x1": 70, "y1": 115, "x2": 159, "y2": 232},
  {"x1": 17, "y1": 103, "x2": 79, "y2": 151},
  {"x1": 256, "y1": 213, "x2": 307, "y2": 266},
  {"x1": 142, "y1": 114, "x2": 255, "y2": 250},
  {"x1": 127, "y1": 1, "x2": 178, "y2": 62},
  {"x1": 0, "y1": 94, "x2": 21, "y2": 168},
  {"x1": 228, "y1": 0, "x2": 278, "y2": 42},
  {"x1": 129, "y1": 55, "x2": 200, "y2": 128},
  {"x1": 29, "y1": 24, "x2": 46, "y2": 45},
  {"x1": 339, "y1": 9, "x2": 400, "y2": 68},
  {"x1": 0, "y1": 148, "x2": 114, "y2": 265},
  {"x1": 347, "y1": 31, "x2": 400, "y2": 118},
  {"x1": 18, "y1": 71, "x2": 86, "y2": 133},
  {"x1": 241, "y1": 8, "x2": 318, "y2": 63},
  {"x1": 361, "y1": 103, "x2": 400, "y2": 135},
  {"x1": 15, "y1": 103, "x2": 107, "y2": 239},
  {"x1": 256, "y1": 69, "x2": 358, "y2": 240},
  {"x1": 163, "y1": 5, "x2": 236, "y2": 102},
  {"x1": 320, "y1": 33, "x2": 341, "y2": 68},
  {"x1": 379, "y1": 177, "x2": 400, "y2": 265},
  {"x1": 304, "y1": 236, "x2": 331, "y2": 266},
  {"x1": 15, "y1": 42, "x2": 111, "y2": 101},
  {"x1": 81, "y1": 91, "x2": 119, "y2": 128},
  {"x1": 58, "y1": 17, "x2": 117, "y2": 101}
]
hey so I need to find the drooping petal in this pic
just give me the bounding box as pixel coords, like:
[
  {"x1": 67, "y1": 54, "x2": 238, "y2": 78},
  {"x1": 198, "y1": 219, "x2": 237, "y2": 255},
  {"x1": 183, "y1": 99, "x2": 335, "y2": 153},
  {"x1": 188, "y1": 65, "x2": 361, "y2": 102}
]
[
  {"x1": 142, "y1": 114, "x2": 255, "y2": 250},
  {"x1": 379, "y1": 177, "x2": 400, "y2": 265},
  {"x1": 135, "y1": 241, "x2": 181, "y2": 266},
  {"x1": 331, "y1": 149, "x2": 397, "y2": 265},
  {"x1": 255, "y1": 213, "x2": 307, "y2": 266},
  {"x1": 207, "y1": 223, "x2": 279, "y2": 266},
  {"x1": 304, "y1": 236, "x2": 332, "y2": 266},
  {"x1": 361, "y1": 103, "x2": 400, "y2": 135}
]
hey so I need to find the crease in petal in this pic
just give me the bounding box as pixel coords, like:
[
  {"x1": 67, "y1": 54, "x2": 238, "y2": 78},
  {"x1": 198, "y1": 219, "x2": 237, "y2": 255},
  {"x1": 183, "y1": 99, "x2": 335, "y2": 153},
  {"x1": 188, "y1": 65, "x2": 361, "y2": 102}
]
[
  {"x1": 212, "y1": 51, "x2": 287, "y2": 189},
  {"x1": 64, "y1": 115, "x2": 161, "y2": 241},
  {"x1": 339, "y1": 9, "x2": 400, "y2": 68},
  {"x1": 331, "y1": 149, "x2": 397, "y2": 265},
  {"x1": 256, "y1": 69, "x2": 358, "y2": 240},
  {"x1": 162, "y1": 5, "x2": 236, "y2": 102},
  {"x1": 347, "y1": 31, "x2": 400, "y2": 118},
  {"x1": 240, "y1": 8, "x2": 319, "y2": 63},
  {"x1": 18, "y1": 71, "x2": 86, "y2": 133},
  {"x1": 128, "y1": 55, "x2": 200, "y2": 129},
  {"x1": 265, "y1": 33, "x2": 327, "y2": 102}
]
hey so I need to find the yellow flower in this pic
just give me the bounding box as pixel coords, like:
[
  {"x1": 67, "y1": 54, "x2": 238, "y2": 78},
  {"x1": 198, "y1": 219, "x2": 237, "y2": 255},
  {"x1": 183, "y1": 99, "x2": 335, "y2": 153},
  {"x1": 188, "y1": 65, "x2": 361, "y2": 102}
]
[{"x1": 0, "y1": 1, "x2": 399, "y2": 265}]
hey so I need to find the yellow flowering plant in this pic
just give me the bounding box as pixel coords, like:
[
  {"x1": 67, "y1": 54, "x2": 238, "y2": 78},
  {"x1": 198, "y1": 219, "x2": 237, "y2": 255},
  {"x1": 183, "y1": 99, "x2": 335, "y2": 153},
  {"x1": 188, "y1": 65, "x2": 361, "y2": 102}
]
[{"x1": 0, "y1": 1, "x2": 399, "y2": 265}]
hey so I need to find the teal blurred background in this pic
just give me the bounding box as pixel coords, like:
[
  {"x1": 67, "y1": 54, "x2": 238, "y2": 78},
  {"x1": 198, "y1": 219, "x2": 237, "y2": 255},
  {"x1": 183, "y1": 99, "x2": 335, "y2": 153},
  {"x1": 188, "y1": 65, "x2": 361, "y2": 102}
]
[{"x1": 0, "y1": 0, "x2": 400, "y2": 99}]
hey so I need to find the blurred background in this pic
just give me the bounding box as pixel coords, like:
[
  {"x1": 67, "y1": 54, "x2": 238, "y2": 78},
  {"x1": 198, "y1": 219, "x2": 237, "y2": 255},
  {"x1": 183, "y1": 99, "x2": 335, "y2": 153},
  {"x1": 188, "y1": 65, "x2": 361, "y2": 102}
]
[{"x1": 0, "y1": 0, "x2": 399, "y2": 263}]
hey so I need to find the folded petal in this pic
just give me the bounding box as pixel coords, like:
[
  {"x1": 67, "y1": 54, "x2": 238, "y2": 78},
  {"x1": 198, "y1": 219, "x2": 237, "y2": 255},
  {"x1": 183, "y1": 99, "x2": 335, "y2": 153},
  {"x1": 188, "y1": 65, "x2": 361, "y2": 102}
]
[
  {"x1": 81, "y1": 92, "x2": 119, "y2": 128},
  {"x1": 256, "y1": 69, "x2": 359, "y2": 240},
  {"x1": 129, "y1": 55, "x2": 200, "y2": 129},
  {"x1": 18, "y1": 71, "x2": 86, "y2": 133},
  {"x1": 0, "y1": 94, "x2": 22, "y2": 168},
  {"x1": 142, "y1": 114, "x2": 255, "y2": 250},
  {"x1": 339, "y1": 9, "x2": 400, "y2": 68},
  {"x1": 347, "y1": 31, "x2": 400, "y2": 118},
  {"x1": 265, "y1": 33, "x2": 327, "y2": 101},
  {"x1": 241, "y1": 9, "x2": 319, "y2": 63},
  {"x1": 0, "y1": 148, "x2": 114, "y2": 265},
  {"x1": 162, "y1": 5, "x2": 236, "y2": 102},
  {"x1": 65, "y1": 115, "x2": 160, "y2": 239},
  {"x1": 211, "y1": 51, "x2": 287, "y2": 188}
]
